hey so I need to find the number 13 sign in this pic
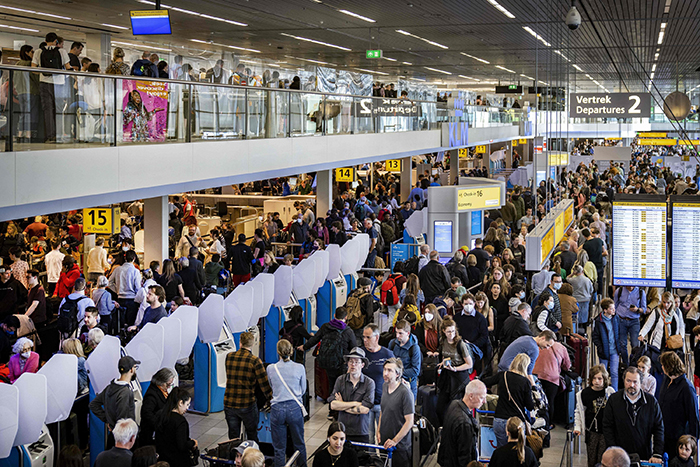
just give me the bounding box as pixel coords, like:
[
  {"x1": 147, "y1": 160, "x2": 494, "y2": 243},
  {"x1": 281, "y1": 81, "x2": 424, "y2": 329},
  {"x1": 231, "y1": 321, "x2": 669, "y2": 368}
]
[{"x1": 385, "y1": 160, "x2": 401, "y2": 172}]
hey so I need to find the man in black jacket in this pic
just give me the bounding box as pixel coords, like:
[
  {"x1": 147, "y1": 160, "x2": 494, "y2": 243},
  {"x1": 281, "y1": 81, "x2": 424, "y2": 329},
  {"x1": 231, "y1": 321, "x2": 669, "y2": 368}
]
[
  {"x1": 603, "y1": 367, "x2": 664, "y2": 464},
  {"x1": 90, "y1": 356, "x2": 139, "y2": 447},
  {"x1": 437, "y1": 380, "x2": 487, "y2": 467},
  {"x1": 500, "y1": 303, "x2": 533, "y2": 352},
  {"x1": 228, "y1": 234, "x2": 253, "y2": 288},
  {"x1": 418, "y1": 250, "x2": 451, "y2": 303}
]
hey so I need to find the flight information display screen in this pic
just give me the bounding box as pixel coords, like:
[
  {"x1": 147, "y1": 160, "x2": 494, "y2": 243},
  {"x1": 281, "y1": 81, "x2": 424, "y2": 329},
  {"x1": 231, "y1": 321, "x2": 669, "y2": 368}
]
[
  {"x1": 672, "y1": 200, "x2": 700, "y2": 288},
  {"x1": 612, "y1": 197, "x2": 667, "y2": 287},
  {"x1": 130, "y1": 10, "x2": 172, "y2": 35},
  {"x1": 434, "y1": 221, "x2": 453, "y2": 253}
]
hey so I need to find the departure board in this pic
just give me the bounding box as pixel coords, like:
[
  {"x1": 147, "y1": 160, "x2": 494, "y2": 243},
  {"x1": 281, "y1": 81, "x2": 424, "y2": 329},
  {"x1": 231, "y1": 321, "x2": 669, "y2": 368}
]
[
  {"x1": 671, "y1": 200, "x2": 700, "y2": 288},
  {"x1": 612, "y1": 198, "x2": 667, "y2": 287}
]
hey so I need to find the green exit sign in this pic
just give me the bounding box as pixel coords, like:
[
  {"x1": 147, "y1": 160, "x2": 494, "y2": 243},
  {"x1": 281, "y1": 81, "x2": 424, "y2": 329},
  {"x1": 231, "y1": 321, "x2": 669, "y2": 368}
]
[
  {"x1": 508, "y1": 85, "x2": 517, "y2": 90},
  {"x1": 366, "y1": 49, "x2": 383, "y2": 59}
]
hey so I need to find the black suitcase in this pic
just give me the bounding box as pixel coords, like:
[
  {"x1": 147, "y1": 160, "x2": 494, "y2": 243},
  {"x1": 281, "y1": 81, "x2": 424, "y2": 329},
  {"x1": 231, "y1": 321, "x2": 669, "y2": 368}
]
[
  {"x1": 416, "y1": 385, "x2": 438, "y2": 432},
  {"x1": 553, "y1": 376, "x2": 581, "y2": 426},
  {"x1": 418, "y1": 356, "x2": 438, "y2": 386}
]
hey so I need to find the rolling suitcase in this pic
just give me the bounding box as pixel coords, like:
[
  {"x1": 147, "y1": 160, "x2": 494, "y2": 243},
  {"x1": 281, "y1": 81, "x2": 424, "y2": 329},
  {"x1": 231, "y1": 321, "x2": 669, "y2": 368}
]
[
  {"x1": 314, "y1": 359, "x2": 331, "y2": 401},
  {"x1": 411, "y1": 425, "x2": 421, "y2": 467},
  {"x1": 553, "y1": 376, "x2": 581, "y2": 426},
  {"x1": 416, "y1": 385, "x2": 439, "y2": 432},
  {"x1": 566, "y1": 334, "x2": 589, "y2": 380}
]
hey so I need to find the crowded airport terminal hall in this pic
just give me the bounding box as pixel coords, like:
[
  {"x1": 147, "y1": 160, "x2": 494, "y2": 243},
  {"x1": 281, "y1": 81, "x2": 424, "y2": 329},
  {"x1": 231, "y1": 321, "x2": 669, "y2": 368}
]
[{"x1": 3, "y1": 1, "x2": 700, "y2": 467}]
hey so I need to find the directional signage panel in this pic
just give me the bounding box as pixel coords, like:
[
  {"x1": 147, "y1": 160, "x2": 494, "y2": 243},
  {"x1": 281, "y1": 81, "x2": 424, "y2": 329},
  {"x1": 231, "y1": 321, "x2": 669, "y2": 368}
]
[
  {"x1": 569, "y1": 92, "x2": 651, "y2": 118},
  {"x1": 672, "y1": 199, "x2": 700, "y2": 288}
]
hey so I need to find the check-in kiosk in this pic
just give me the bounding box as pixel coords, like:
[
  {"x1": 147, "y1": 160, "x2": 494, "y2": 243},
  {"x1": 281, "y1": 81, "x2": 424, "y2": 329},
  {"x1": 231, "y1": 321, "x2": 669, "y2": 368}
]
[
  {"x1": 193, "y1": 294, "x2": 234, "y2": 414},
  {"x1": 0, "y1": 384, "x2": 19, "y2": 460},
  {"x1": 0, "y1": 373, "x2": 52, "y2": 467},
  {"x1": 264, "y1": 265, "x2": 295, "y2": 363},
  {"x1": 317, "y1": 244, "x2": 347, "y2": 327},
  {"x1": 305, "y1": 251, "x2": 328, "y2": 333},
  {"x1": 246, "y1": 280, "x2": 265, "y2": 357},
  {"x1": 125, "y1": 322, "x2": 164, "y2": 395},
  {"x1": 40, "y1": 354, "x2": 78, "y2": 465},
  {"x1": 427, "y1": 180, "x2": 505, "y2": 256},
  {"x1": 292, "y1": 258, "x2": 317, "y2": 335},
  {"x1": 251, "y1": 273, "x2": 275, "y2": 357},
  {"x1": 158, "y1": 315, "x2": 182, "y2": 370}
]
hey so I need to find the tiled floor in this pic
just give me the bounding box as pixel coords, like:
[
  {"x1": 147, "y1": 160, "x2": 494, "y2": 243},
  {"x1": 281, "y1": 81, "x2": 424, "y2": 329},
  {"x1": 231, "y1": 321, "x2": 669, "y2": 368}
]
[{"x1": 184, "y1": 354, "x2": 588, "y2": 467}]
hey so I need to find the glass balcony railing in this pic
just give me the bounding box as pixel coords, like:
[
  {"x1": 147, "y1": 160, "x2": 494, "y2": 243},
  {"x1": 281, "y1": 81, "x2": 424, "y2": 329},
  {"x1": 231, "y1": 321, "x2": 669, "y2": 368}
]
[{"x1": 0, "y1": 66, "x2": 524, "y2": 151}]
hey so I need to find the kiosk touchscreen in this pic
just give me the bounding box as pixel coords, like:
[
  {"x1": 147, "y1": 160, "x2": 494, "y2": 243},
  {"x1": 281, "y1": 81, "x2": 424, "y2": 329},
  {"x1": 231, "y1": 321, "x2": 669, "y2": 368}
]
[
  {"x1": 193, "y1": 294, "x2": 234, "y2": 414},
  {"x1": 317, "y1": 244, "x2": 347, "y2": 327}
]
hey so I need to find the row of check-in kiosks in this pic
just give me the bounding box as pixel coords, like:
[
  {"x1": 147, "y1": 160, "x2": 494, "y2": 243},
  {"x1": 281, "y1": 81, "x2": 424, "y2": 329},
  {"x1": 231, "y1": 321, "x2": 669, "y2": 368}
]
[{"x1": 0, "y1": 233, "x2": 372, "y2": 467}]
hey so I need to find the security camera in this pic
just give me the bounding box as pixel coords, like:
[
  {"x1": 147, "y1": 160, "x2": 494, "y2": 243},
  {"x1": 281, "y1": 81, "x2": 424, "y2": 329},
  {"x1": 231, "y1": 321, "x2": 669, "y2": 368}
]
[{"x1": 565, "y1": 5, "x2": 581, "y2": 30}]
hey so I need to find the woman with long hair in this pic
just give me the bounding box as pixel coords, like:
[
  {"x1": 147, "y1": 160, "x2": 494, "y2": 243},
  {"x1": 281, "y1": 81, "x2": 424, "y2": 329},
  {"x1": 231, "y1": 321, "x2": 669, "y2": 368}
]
[
  {"x1": 639, "y1": 291, "x2": 686, "y2": 356},
  {"x1": 312, "y1": 421, "x2": 358, "y2": 467},
  {"x1": 123, "y1": 90, "x2": 165, "y2": 142},
  {"x1": 573, "y1": 365, "x2": 615, "y2": 467},
  {"x1": 658, "y1": 351, "x2": 700, "y2": 456},
  {"x1": 489, "y1": 417, "x2": 537, "y2": 467},
  {"x1": 483, "y1": 227, "x2": 503, "y2": 256},
  {"x1": 415, "y1": 303, "x2": 441, "y2": 358},
  {"x1": 483, "y1": 266, "x2": 510, "y2": 296},
  {"x1": 502, "y1": 248, "x2": 521, "y2": 274},
  {"x1": 157, "y1": 258, "x2": 185, "y2": 303},
  {"x1": 436, "y1": 318, "x2": 473, "y2": 425},
  {"x1": 399, "y1": 273, "x2": 424, "y2": 309},
  {"x1": 279, "y1": 305, "x2": 312, "y2": 363},
  {"x1": 475, "y1": 291, "x2": 494, "y2": 333},
  {"x1": 489, "y1": 282, "x2": 509, "y2": 340},
  {"x1": 393, "y1": 293, "x2": 421, "y2": 326},
  {"x1": 573, "y1": 249, "x2": 597, "y2": 291},
  {"x1": 154, "y1": 387, "x2": 197, "y2": 467}
]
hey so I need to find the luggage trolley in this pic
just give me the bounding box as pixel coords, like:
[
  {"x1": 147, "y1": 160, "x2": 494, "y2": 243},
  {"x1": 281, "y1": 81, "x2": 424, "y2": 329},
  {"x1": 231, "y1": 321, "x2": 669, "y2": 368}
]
[
  {"x1": 476, "y1": 409, "x2": 498, "y2": 463},
  {"x1": 308, "y1": 442, "x2": 396, "y2": 467}
]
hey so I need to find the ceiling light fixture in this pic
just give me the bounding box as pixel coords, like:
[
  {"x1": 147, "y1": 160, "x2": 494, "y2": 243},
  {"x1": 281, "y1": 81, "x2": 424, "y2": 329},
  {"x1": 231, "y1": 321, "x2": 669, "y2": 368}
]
[
  {"x1": 460, "y1": 52, "x2": 490, "y2": 64},
  {"x1": 189, "y1": 39, "x2": 260, "y2": 53},
  {"x1": 137, "y1": 0, "x2": 247, "y2": 26},
  {"x1": 520, "y1": 74, "x2": 534, "y2": 80},
  {"x1": 0, "y1": 23, "x2": 39, "y2": 32},
  {"x1": 654, "y1": 53, "x2": 659, "y2": 60},
  {"x1": 396, "y1": 29, "x2": 449, "y2": 49},
  {"x1": 657, "y1": 31, "x2": 664, "y2": 45},
  {"x1": 356, "y1": 68, "x2": 389, "y2": 75},
  {"x1": 459, "y1": 75, "x2": 481, "y2": 81},
  {"x1": 651, "y1": 63, "x2": 657, "y2": 72},
  {"x1": 402, "y1": 61, "x2": 413, "y2": 65},
  {"x1": 338, "y1": 9, "x2": 376, "y2": 23},
  {"x1": 538, "y1": 80, "x2": 550, "y2": 85},
  {"x1": 424, "y1": 66, "x2": 452, "y2": 75},
  {"x1": 0, "y1": 5, "x2": 71, "y2": 20},
  {"x1": 383, "y1": 57, "x2": 397, "y2": 62},
  {"x1": 554, "y1": 50, "x2": 570, "y2": 61},
  {"x1": 280, "y1": 32, "x2": 351, "y2": 51},
  {"x1": 572, "y1": 64, "x2": 583, "y2": 71},
  {"x1": 522, "y1": 26, "x2": 551, "y2": 47},
  {"x1": 486, "y1": 0, "x2": 515, "y2": 18},
  {"x1": 650, "y1": 72, "x2": 655, "y2": 80},
  {"x1": 286, "y1": 55, "x2": 337, "y2": 66},
  {"x1": 101, "y1": 23, "x2": 129, "y2": 30},
  {"x1": 112, "y1": 40, "x2": 171, "y2": 52},
  {"x1": 495, "y1": 65, "x2": 516, "y2": 73}
]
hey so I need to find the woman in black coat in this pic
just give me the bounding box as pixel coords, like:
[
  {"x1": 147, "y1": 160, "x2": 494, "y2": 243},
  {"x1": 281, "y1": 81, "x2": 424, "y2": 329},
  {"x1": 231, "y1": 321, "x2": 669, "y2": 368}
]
[
  {"x1": 155, "y1": 387, "x2": 198, "y2": 467},
  {"x1": 279, "y1": 305, "x2": 313, "y2": 363},
  {"x1": 139, "y1": 368, "x2": 174, "y2": 446}
]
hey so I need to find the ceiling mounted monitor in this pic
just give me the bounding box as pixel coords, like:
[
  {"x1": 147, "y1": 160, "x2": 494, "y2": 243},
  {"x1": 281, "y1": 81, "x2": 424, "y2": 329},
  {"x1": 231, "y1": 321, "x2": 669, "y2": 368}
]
[{"x1": 130, "y1": 10, "x2": 172, "y2": 35}]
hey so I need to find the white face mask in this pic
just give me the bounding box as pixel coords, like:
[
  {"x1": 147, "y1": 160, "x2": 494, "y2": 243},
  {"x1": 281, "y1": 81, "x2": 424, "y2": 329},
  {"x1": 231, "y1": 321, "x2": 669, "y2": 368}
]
[
  {"x1": 546, "y1": 301, "x2": 554, "y2": 310},
  {"x1": 463, "y1": 304, "x2": 474, "y2": 313},
  {"x1": 122, "y1": 246, "x2": 129, "y2": 252},
  {"x1": 21, "y1": 351, "x2": 30, "y2": 359},
  {"x1": 424, "y1": 312, "x2": 434, "y2": 322},
  {"x1": 519, "y1": 291, "x2": 526, "y2": 299}
]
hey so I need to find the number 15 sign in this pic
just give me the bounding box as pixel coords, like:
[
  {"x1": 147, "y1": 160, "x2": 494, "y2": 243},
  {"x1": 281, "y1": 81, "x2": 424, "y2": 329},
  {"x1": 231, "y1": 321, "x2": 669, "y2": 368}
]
[{"x1": 84, "y1": 207, "x2": 120, "y2": 234}]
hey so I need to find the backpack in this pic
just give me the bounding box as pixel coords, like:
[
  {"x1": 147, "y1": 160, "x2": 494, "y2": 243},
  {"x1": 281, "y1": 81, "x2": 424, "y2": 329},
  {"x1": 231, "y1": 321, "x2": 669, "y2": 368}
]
[
  {"x1": 218, "y1": 268, "x2": 230, "y2": 288},
  {"x1": 414, "y1": 415, "x2": 438, "y2": 457},
  {"x1": 40, "y1": 47, "x2": 63, "y2": 76},
  {"x1": 404, "y1": 255, "x2": 420, "y2": 276},
  {"x1": 346, "y1": 289, "x2": 369, "y2": 330},
  {"x1": 281, "y1": 323, "x2": 302, "y2": 346},
  {"x1": 133, "y1": 60, "x2": 155, "y2": 77},
  {"x1": 57, "y1": 296, "x2": 88, "y2": 334},
  {"x1": 380, "y1": 274, "x2": 401, "y2": 306},
  {"x1": 374, "y1": 227, "x2": 385, "y2": 256},
  {"x1": 317, "y1": 327, "x2": 344, "y2": 371}
]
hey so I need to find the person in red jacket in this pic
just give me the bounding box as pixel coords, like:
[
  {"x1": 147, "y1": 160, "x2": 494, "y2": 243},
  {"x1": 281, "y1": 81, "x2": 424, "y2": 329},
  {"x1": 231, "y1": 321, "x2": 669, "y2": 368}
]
[{"x1": 56, "y1": 256, "x2": 81, "y2": 298}]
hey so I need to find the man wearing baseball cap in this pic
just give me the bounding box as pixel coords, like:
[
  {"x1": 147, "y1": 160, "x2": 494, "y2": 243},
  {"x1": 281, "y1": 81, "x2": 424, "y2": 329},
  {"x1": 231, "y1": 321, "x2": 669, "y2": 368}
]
[
  {"x1": 329, "y1": 347, "x2": 375, "y2": 443},
  {"x1": 90, "y1": 355, "x2": 140, "y2": 447},
  {"x1": 233, "y1": 440, "x2": 259, "y2": 467}
]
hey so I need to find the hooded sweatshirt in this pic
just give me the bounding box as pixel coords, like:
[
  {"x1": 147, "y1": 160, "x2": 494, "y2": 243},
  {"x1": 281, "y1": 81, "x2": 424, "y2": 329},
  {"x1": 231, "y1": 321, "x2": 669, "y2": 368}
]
[
  {"x1": 388, "y1": 333, "x2": 422, "y2": 396},
  {"x1": 89, "y1": 379, "x2": 136, "y2": 428},
  {"x1": 302, "y1": 318, "x2": 356, "y2": 356}
]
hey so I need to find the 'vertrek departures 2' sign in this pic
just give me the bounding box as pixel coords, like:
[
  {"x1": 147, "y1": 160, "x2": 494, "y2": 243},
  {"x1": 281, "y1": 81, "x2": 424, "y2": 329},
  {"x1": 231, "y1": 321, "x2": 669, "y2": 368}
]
[{"x1": 569, "y1": 92, "x2": 651, "y2": 118}]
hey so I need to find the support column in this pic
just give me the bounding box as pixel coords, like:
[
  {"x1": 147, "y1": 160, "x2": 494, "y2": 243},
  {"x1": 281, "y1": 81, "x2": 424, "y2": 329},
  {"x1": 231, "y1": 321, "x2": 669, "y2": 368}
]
[
  {"x1": 400, "y1": 156, "x2": 412, "y2": 202},
  {"x1": 316, "y1": 170, "x2": 332, "y2": 218},
  {"x1": 448, "y1": 149, "x2": 458, "y2": 185},
  {"x1": 85, "y1": 33, "x2": 111, "y2": 70},
  {"x1": 144, "y1": 196, "x2": 169, "y2": 267}
]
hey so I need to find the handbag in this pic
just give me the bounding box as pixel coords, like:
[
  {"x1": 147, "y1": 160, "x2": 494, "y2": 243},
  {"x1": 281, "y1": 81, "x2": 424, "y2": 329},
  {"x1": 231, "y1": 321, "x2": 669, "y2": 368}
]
[
  {"x1": 188, "y1": 446, "x2": 200, "y2": 466},
  {"x1": 664, "y1": 320, "x2": 684, "y2": 350},
  {"x1": 504, "y1": 371, "x2": 544, "y2": 458},
  {"x1": 273, "y1": 363, "x2": 308, "y2": 417}
]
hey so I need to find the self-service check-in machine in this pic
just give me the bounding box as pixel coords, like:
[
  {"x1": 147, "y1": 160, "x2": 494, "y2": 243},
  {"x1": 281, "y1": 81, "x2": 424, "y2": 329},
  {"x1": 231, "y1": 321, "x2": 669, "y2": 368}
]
[
  {"x1": 125, "y1": 322, "x2": 165, "y2": 395},
  {"x1": 340, "y1": 235, "x2": 367, "y2": 293},
  {"x1": 40, "y1": 353, "x2": 79, "y2": 467},
  {"x1": 251, "y1": 273, "x2": 275, "y2": 358},
  {"x1": 193, "y1": 295, "x2": 234, "y2": 414},
  {"x1": 317, "y1": 244, "x2": 346, "y2": 327},
  {"x1": 293, "y1": 258, "x2": 317, "y2": 335},
  {"x1": 0, "y1": 373, "x2": 52, "y2": 467},
  {"x1": 264, "y1": 265, "x2": 294, "y2": 363}
]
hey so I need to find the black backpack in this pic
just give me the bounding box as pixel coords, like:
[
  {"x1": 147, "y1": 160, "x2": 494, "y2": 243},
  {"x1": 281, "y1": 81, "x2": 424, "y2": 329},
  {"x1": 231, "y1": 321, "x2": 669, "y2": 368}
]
[
  {"x1": 414, "y1": 415, "x2": 438, "y2": 457},
  {"x1": 404, "y1": 255, "x2": 420, "y2": 276},
  {"x1": 316, "y1": 327, "x2": 344, "y2": 371},
  {"x1": 40, "y1": 47, "x2": 63, "y2": 76},
  {"x1": 57, "y1": 296, "x2": 88, "y2": 334}
]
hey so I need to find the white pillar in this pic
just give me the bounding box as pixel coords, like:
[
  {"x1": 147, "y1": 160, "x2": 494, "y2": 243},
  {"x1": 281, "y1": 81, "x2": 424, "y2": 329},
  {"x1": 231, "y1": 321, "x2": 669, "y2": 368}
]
[
  {"x1": 400, "y1": 156, "x2": 412, "y2": 202},
  {"x1": 144, "y1": 196, "x2": 169, "y2": 267},
  {"x1": 316, "y1": 170, "x2": 332, "y2": 218}
]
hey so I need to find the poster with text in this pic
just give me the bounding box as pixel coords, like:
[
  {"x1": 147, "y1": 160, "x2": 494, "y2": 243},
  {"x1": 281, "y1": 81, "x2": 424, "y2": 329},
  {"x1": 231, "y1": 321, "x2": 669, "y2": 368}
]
[{"x1": 122, "y1": 80, "x2": 169, "y2": 142}]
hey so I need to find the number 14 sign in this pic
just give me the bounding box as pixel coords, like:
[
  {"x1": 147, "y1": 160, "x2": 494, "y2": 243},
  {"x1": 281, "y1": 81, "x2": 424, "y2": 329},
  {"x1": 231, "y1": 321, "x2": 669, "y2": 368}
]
[{"x1": 83, "y1": 207, "x2": 120, "y2": 234}]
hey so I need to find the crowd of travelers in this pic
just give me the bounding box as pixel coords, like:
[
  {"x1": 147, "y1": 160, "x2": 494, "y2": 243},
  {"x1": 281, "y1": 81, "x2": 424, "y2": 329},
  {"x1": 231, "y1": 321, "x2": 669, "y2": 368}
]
[{"x1": 2, "y1": 147, "x2": 700, "y2": 467}]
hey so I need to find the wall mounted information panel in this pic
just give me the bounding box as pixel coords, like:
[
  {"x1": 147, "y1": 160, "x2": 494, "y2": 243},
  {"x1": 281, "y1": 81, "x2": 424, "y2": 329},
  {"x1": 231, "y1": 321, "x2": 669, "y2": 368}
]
[
  {"x1": 671, "y1": 197, "x2": 700, "y2": 288},
  {"x1": 612, "y1": 195, "x2": 667, "y2": 287},
  {"x1": 434, "y1": 221, "x2": 453, "y2": 253}
]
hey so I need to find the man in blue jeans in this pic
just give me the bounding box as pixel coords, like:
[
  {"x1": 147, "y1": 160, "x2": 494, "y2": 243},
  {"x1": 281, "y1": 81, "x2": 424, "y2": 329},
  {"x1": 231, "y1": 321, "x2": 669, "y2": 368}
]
[
  {"x1": 613, "y1": 286, "x2": 646, "y2": 366},
  {"x1": 593, "y1": 298, "x2": 624, "y2": 390},
  {"x1": 223, "y1": 331, "x2": 272, "y2": 441}
]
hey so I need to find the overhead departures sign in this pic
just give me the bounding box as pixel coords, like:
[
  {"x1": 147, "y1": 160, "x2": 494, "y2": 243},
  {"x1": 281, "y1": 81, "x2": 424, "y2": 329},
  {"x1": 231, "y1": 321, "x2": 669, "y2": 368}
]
[
  {"x1": 569, "y1": 92, "x2": 651, "y2": 118},
  {"x1": 563, "y1": 203, "x2": 574, "y2": 230},
  {"x1": 456, "y1": 186, "x2": 501, "y2": 211},
  {"x1": 612, "y1": 198, "x2": 667, "y2": 287},
  {"x1": 638, "y1": 138, "x2": 678, "y2": 146},
  {"x1": 335, "y1": 167, "x2": 354, "y2": 182},
  {"x1": 540, "y1": 226, "x2": 555, "y2": 266}
]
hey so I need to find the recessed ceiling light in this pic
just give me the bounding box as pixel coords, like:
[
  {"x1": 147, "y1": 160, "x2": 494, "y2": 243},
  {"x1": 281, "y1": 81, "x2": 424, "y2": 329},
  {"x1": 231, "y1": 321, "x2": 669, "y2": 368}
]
[
  {"x1": 460, "y1": 52, "x2": 489, "y2": 64},
  {"x1": 0, "y1": 4, "x2": 71, "y2": 20},
  {"x1": 280, "y1": 32, "x2": 351, "y2": 51},
  {"x1": 495, "y1": 65, "x2": 516, "y2": 73},
  {"x1": 112, "y1": 41, "x2": 171, "y2": 52},
  {"x1": 137, "y1": 0, "x2": 247, "y2": 26},
  {"x1": 459, "y1": 75, "x2": 480, "y2": 81},
  {"x1": 424, "y1": 66, "x2": 452, "y2": 75},
  {"x1": 0, "y1": 23, "x2": 39, "y2": 32},
  {"x1": 396, "y1": 30, "x2": 448, "y2": 49},
  {"x1": 101, "y1": 23, "x2": 129, "y2": 30},
  {"x1": 651, "y1": 63, "x2": 657, "y2": 72},
  {"x1": 383, "y1": 57, "x2": 397, "y2": 62},
  {"x1": 356, "y1": 68, "x2": 389, "y2": 75},
  {"x1": 402, "y1": 61, "x2": 413, "y2": 65},
  {"x1": 657, "y1": 31, "x2": 665, "y2": 45},
  {"x1": 189, "y1": 39, "x2": 260, "y2": 53},
  {"x1": 572, "y1": 64, "x2": 583, "y2": 71},
  {"x1": 286, "y1": 55, "x2": 337, "y2": 66},
  {"x1": 338, "y1": 9, "x2": 375, "y2": 23},
  {"x1": 486, "y1": 0, "x2": 515, "y2": 18},
  {"x1": 522, "y1": 26, "x2": 551, "y2": 47},
  {"x1": 554, "y1": 50, "x2": 570, "y2": 61},
  {"x1": 520, "y1": 74, "x2": 534, "y2": 80}
]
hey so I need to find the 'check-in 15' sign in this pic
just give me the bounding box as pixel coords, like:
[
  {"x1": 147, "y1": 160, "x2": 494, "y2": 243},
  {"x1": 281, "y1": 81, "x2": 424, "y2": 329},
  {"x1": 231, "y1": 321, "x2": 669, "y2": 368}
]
[{"x1": 569, "y1": 92, "x2": 651, "y2": 118}]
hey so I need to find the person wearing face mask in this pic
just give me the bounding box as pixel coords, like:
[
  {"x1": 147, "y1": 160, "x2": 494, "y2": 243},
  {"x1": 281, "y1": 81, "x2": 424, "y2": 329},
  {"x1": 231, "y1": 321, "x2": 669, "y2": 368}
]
[
  {"x1": 453, "y1": 293, "x2": 489, "y2": 367},
  {"x1": 90, "y1": 356, "x2": 140, "y2": 447},
  {"x1": 140, "y1": 368, "x2": 175, "y2": 446},
  {"x1": 501, "y1": 303, "x2": 533, "y2": 352},
  {"x1": 531, "y1": 294, "x2": 559, "y2": 334},
  {"x1": 8, "y1": 337, "x2": 39, "y2": 382},
  {"x1": 541, "y1": 274, "x2": 563, "y2": 331},
  {"x1": 24, "y1": 269, "x2": 47, "y2": 328}
]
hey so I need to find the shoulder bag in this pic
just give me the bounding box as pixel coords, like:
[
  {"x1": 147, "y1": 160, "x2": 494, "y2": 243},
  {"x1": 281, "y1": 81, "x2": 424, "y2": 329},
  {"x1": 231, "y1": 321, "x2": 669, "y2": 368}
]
[
  {"x1": 664, "y1": 319, "x2": 684, "y2": 350},
  {"x1": 504, "y1": 371, "x2": 544, "y2": 458},
  {"x1": 273, "y1": 363, "x2": 308, "y2": 417}
]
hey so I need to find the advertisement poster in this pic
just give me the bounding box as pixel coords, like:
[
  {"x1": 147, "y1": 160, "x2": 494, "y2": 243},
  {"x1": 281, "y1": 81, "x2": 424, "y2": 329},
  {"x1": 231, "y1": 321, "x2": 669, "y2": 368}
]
[{"x1": 122, "y1": 80, "x2": 169, "y2": 142}]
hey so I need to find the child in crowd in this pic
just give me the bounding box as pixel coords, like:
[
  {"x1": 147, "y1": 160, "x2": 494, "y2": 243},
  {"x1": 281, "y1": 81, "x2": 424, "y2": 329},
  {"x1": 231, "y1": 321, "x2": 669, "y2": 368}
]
[
  {"x1": 637, "y1": 356, "x2": 657, "y2": 396},
  {"x1": 670, "y1": 434, "x2": 697, "y2": 467},
  {"x1": 573, "y1": 365, "x2": 615, "y2": 467}
]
